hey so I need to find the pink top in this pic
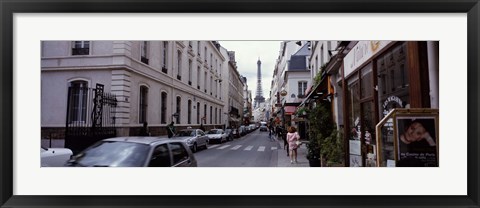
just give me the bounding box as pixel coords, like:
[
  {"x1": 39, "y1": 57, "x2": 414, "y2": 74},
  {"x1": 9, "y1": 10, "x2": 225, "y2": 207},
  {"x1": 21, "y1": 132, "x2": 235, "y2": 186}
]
[{"x1": 287, "y1": 132, "x2": 300, "y2": 149}]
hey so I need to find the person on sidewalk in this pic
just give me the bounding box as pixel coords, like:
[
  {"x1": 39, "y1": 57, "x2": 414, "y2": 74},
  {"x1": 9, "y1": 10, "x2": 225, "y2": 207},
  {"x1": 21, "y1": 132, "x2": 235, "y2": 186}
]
[
  {"x1": 287, "y1": 126, "x2": 301, "y2": 164},
  {"x1": 167, "y1": 122, "x2": 176, "y2": 138}
]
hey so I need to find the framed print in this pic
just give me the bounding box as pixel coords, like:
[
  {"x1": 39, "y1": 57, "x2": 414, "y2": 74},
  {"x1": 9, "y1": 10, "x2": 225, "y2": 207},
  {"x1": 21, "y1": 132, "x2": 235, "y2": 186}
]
[{"x1": 1, "y1": 0, "x2": 480, "y2": 208}]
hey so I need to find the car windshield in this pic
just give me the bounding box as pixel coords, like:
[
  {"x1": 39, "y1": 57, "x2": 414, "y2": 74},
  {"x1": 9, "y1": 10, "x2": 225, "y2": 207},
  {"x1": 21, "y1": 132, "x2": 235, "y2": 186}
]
[
  {"x1": 207, "y1": 130, "x2": 220, "y2": 134},
  {"x1": 70, "y1": 141, "x2": 150, "y2": 167},
  {"x1": 176, "y1": 130, "x2": 195, "y2": 137}
]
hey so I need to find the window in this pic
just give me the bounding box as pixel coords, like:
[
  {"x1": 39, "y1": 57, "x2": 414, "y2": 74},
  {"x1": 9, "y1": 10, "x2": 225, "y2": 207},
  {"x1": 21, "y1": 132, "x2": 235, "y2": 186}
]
[
  {"x1": 141, "y1": 41, "x2": 149, "y2": 64},
  {"x1": 177, "y1": 51, "x2": 182, "y2": 80},
  {"x1": 161, "y1": 92, "x2": 167, "y2": 124},
  {"x1": 67, "y1": 81, "x2": 88, "y2": 123},
  {"x1": 197, "y1": 66, "x2": 201, "y2": 90},
  {"x1": 176, "y1": 96, "x2": 181, "y2": 124},
  {"x1": 210, "y1": 76, "x2": 213, "y2": 95},
  {"x1": 72, "y1": 41, "x2": 90, "y2": 55},
  {"x1": 204, "y1": 104, "x2": 207, "y2": 124},
  {"x1": 197, "y1": 41, "x2": 201, "y2": 56},
  {"x1": 210, "y1": 106, "x2": 213, "y2": 124},
  {"x1": 188, "y1": 60, "x2": 192, "y2": 85},
  {"x1": 197, "y1": 102, "x2": 200, "y2": 124},
  {"x1": 188, "y1": 100, "x2": 192, "y2": 124},
  {"x1": 162, "y1": 42, "x2": 168, "y2": 73},
  {"x1": 298, "y1": 81, "x2": 308, "y2": 96},
  {"x1": 219, "y1": 109, "x2": 222, "y2": 124},
  {"x1": 148, "y1": 144, "x2": 170, "y2": 167},
  {"x1": 204, "y1": 47, "x2": 207, "y2": 62},
  {"x1": 215, "y1": 107, "x2": 217, "y2": 124},
  {"x1": 188, "y1": 41, "x2": 192, "y2": 48},
  {"x1": 170, "y1": 143, "x2": 189, "y2": 166},
  {"x1": 139, "y1": 86, "x2": 148, "y2": 123},
  {"x1": 204, "y1": 72, "x2": 208, "y2": 93}
]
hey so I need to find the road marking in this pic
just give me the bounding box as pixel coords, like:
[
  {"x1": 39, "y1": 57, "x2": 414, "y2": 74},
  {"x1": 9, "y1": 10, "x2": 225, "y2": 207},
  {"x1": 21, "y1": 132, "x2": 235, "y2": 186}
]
[
  {"x1": 217, "y1": 145, "x2": 231, "y2": 149},
  {"x1": 244, "y1": 146, "x2": 253, "y2": 151},
  {"x1": 271, "y1": 147, "x2": 278, "y2": 150},
  {"x1": 231, "y1": 145, "x2": 242, "y2": 150},
  {"x1": 258, "y1": 146, "x2": 265, "y2": 152},
  {"x1": 209, "y1": 144, "x2": 220, "y2": 149}
]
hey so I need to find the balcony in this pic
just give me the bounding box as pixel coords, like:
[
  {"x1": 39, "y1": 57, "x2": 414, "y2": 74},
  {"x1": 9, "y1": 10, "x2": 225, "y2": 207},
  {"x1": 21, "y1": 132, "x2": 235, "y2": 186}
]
[
  {"x1": 72, "y1": 48, "x2": 89, "y2": 55},
  {"x1": 141, "y1": 57, "x2": 149, "y2": 65}
]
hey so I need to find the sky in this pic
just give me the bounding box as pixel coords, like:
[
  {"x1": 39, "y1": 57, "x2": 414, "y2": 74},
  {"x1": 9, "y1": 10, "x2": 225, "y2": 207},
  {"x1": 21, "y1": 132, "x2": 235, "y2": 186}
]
[{"x1": 219, "y1": 41, "x2": 282, "y2": 101}]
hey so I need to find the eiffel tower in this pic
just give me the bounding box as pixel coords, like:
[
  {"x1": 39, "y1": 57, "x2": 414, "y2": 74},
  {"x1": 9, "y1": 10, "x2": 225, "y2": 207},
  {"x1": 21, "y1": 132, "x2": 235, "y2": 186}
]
[{"x1": 254, "y1": 58, "x2": 265, "y2": 108}]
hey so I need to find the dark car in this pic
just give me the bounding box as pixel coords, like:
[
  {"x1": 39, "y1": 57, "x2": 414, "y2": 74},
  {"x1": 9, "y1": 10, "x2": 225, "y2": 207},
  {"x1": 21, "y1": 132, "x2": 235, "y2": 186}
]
[
  {"x1": 224, "y1": 129, "x2": 234, "y2": 141},
  {"x1": 231, "y1": 128, "x2": 240, "y2": 138},
  {"x1": 65, "y1": 137, "x2": 197, "y2": 167}
]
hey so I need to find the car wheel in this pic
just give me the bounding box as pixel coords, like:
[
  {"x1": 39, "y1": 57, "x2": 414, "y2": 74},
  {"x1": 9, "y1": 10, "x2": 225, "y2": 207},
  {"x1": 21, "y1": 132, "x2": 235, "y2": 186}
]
[{"x1": 193, "y1": 143, "x2": 197, "y2": 153}]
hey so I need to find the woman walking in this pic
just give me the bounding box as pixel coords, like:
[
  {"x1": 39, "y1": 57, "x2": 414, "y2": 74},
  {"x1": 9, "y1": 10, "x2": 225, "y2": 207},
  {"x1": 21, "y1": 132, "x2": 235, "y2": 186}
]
[{"x1": 286, "y1": 126, "x2": 300, "y2": 164}]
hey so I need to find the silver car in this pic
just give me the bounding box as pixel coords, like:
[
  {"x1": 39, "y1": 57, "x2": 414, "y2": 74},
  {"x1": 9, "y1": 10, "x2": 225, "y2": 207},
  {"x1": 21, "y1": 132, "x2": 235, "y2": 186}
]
[
  {"x1": 41, "y1": 147, "x2": 73, "y2": 167},
  {"x1": 170, "y1": 129, "x2": 209, "y2": 153},
  {"x1": 206, "y1": 129, "x2": 228, "y2": 144},
  {"x1": 65, "y1": 137, "x2": 197, "y2": 167}
]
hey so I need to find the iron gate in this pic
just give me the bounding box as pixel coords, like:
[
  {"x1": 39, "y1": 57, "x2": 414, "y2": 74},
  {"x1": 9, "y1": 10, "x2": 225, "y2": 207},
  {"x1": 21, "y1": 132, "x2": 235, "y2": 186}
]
[{"x1": 65, "y1": 83, "x2": 117, "y2": 154}]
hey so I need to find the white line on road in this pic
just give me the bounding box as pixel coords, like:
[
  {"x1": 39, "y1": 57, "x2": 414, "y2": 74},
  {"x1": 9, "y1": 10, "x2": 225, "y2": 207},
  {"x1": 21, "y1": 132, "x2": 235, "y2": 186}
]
[
  {"x1": 244, "y1": 146, "x2": 253, "y2": 151},
  {"x1": 271, "y1": 147, "x2": 278, "y2": 150},
  {"x1": 209, "y1": 144, "x2": 220, "y2": 149},
  {"x1": 217, "y1": 145, "x2": 231, "y2": 149},
  {"x1": 258, "y1": 146, "x2": 265, "y2": 152},
  {"x1": 231, "y1": 145, "x2": 242, "y2": 150}
]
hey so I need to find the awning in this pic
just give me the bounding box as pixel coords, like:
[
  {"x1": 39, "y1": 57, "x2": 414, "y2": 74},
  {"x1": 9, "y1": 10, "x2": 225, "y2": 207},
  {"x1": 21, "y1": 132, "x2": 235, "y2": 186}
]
[{"x1": 284, "y1": 106, "x2": 297, "y2": 115}]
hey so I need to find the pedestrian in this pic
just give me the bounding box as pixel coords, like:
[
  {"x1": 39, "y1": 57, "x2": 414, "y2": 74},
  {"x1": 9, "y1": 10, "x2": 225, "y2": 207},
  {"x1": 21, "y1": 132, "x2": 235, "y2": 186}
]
[
  {"x1": 287, "y1": 126, "x2": 300, "y2": 164},
  {"x1": 167, "y1": 121, "x2": 176, "y2": 138},
  {"x1": 139, "y1": 122, "x2": 150, "y2": 136}
]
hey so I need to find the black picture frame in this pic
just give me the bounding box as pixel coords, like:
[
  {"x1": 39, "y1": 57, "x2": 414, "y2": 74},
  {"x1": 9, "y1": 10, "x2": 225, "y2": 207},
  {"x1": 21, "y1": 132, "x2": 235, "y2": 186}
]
[{"x1": 1, "y1": 0, "x2": 479, "y2": 207}]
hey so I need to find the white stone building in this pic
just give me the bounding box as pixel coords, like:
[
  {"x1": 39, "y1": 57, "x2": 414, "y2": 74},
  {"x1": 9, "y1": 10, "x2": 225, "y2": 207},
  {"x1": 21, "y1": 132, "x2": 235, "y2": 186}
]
[{"x1": 41, "y1": 41, "x2": 228, "y2": 146}]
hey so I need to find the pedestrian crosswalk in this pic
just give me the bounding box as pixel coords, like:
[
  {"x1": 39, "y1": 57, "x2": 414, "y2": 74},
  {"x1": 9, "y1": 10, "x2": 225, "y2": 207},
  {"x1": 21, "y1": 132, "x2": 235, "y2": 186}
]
[{"x1": 205, "y1": 144, "x2": 305, "y2": 152}]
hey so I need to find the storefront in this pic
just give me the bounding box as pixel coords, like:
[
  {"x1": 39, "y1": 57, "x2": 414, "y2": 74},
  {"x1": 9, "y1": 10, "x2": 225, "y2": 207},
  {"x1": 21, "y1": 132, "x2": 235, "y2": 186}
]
[{"x1": 342, "y1": 41, "x2": 439, "y2": 167}]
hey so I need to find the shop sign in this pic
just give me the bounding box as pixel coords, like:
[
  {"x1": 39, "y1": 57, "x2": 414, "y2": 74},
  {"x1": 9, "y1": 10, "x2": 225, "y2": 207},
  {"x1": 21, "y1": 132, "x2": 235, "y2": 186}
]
[
  {"x1": 382, "y1": 95, "x2": 404, "y2": 118},
  {"x1": 344, "y1": 41, "x2": 391, "y2": 77},
  {"x1": 349, "y1": 140, "x2": 361, "y2": 155}
]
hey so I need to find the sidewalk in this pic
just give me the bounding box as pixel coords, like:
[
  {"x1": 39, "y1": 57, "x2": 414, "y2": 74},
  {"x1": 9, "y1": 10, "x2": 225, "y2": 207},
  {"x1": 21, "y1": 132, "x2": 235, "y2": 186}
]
[{"x1": 273, "y1": 135, "x2": 309, "y2": 167}]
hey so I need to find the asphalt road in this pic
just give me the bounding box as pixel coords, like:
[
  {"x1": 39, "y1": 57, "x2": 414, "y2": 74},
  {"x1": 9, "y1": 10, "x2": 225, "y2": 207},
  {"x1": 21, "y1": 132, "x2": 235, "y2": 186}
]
[{"x1": 195, "y1": 129, "x2": 280, "y2": 167}]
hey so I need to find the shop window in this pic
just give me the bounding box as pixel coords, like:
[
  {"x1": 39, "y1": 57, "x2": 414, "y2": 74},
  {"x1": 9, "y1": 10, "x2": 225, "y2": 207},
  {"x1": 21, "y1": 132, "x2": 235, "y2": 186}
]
[
  {"x1": 347, "y1": 79, "x2": 361, "y2": 141},
  {"x1": 376, "y1": 42, "x2": 409, "y2": 119}
]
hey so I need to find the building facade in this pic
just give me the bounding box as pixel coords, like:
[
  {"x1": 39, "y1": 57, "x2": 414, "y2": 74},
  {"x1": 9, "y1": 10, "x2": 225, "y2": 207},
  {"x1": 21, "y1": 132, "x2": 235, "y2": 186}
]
[{"x1": 41, "y1": 41, "x2": 231, "y2": 150}]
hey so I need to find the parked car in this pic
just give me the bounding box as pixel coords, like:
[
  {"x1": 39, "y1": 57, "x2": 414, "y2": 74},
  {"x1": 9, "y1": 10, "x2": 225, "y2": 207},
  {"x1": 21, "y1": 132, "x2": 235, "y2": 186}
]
[
  {"x1": 65, "y1": 137, "x2": 197, "y2": 167},
  {"x1": 249, "y1": 124, "x2": 257, "y2": 132},
  {"x1": 231, "y1": 128, "x2": 240, "y2": 138},
  {"x1": 238, "y1": 126, "x2": 246, "y2": 136},
  {"x1": 224, "y1": 129, "x2": 234, "y2": 141},
  {"x1": 171, "y1": 129, "x2": 209, "y2": 153},
  {"x1": 41, "y1": 147, "x2": 73, "y2": 167},
  {"x1": 206, "y1": 129, "x2": 228, "y2": 144}
]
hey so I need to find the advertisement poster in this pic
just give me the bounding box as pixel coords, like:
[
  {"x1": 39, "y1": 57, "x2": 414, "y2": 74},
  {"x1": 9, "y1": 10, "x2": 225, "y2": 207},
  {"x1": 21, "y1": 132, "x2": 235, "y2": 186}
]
[{"x1": 396, "y1": 117, "x2": 438, "y2": 167}]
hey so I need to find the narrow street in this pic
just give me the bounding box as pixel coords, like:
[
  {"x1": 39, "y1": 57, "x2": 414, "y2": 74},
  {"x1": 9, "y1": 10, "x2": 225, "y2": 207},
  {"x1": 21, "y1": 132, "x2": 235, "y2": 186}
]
[{"x1": 195, "y1": 129, "x2": 279, "y2": 167}]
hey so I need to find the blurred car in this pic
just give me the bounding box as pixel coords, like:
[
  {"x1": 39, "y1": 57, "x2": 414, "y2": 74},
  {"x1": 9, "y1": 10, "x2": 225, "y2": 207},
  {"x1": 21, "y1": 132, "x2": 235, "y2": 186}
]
[
  {"x1": 171, "y1": 129, "x2": 209, "y2": 153},
  {"x1": 238, "y1": 126, "x2": 246, "y2": 136},
  {"x1": 249, "y1": 124, "x2": 257, "y2": 132},
  {"x1": 65, "y1": 137, "x2": 197, "y2": 167},
  {"x1": 206, "y1": 129, "x2": 228, "y2": 144},
  {"x1": 231, "y1": 128, "x2": 240, "y2": 138},
  {"x1": 259, "y1": 122, "x2": 268, "y2": 131},
  {"x1": 41, "y1": 147, "x2": 73, "y2": 167},
  {"x1": 224, "y1": 129, "x2": 234, "y2": 141}
]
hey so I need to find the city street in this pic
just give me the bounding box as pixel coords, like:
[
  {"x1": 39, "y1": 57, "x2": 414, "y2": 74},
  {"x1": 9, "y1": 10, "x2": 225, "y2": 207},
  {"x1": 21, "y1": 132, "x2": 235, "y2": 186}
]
[{"x1": 195, "y1": 129, "x2": 308, "y2": 167}]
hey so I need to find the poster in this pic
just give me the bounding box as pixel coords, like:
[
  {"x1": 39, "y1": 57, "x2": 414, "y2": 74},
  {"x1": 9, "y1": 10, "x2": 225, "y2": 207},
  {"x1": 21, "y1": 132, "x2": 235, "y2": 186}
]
[{"x1": 396, "y1": 117, "x2": 438, "y2": 167}]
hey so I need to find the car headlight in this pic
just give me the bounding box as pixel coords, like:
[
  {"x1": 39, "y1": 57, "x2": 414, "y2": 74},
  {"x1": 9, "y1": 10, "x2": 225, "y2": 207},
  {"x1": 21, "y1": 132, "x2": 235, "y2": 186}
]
[{"x1": 187, "y1": 139, "x2": 194, "y2": 144}]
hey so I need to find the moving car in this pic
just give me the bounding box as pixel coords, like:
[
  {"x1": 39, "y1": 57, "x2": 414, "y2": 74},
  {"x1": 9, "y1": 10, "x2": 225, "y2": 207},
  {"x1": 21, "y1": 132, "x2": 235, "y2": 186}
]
[
  {"x1": 171, "y1": 129, "x2": 209, "y2": 153},
  {"x1": 65, "y1": 137, "x2": 197, "y2": 167},
  {"x1": 259, "y1": 122, "x2": 268, "y2": 132},
  {"x1": 206, "y1": 129, "x2": 228, "y2": 144},
  {"x1": 41, "y1": 147, "x2": 73, "y2": 167}
]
